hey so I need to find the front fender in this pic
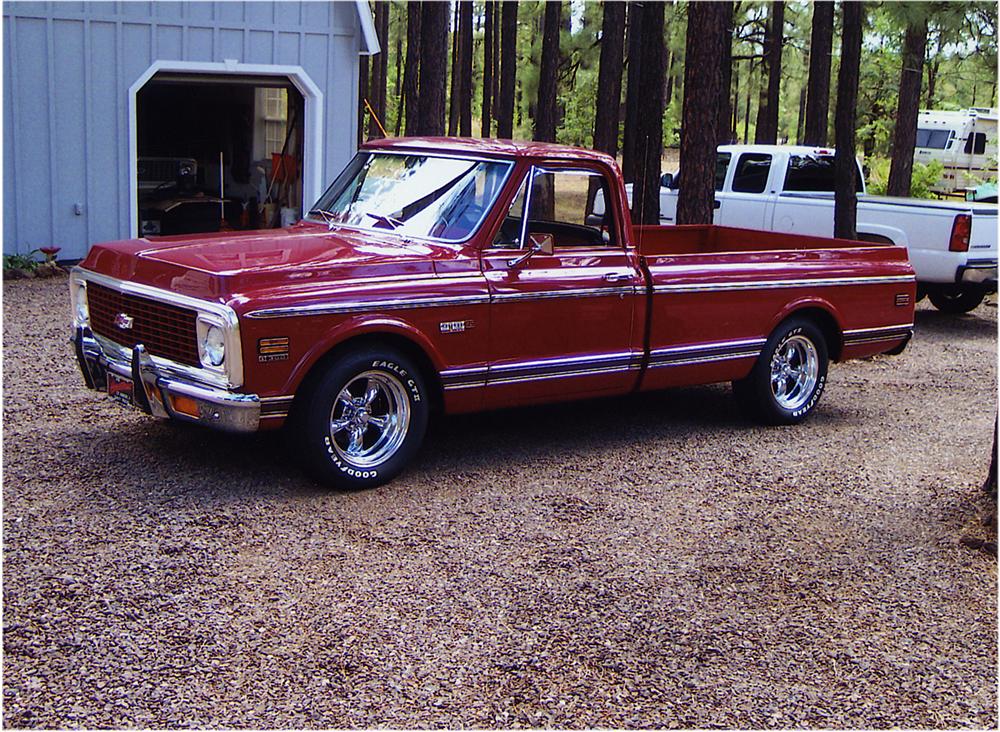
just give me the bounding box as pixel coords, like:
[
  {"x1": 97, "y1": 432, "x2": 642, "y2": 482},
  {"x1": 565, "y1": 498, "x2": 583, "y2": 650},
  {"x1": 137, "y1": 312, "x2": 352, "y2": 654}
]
[{"x1": 284, "y1": 315, "x2": 447, "y2": 395}]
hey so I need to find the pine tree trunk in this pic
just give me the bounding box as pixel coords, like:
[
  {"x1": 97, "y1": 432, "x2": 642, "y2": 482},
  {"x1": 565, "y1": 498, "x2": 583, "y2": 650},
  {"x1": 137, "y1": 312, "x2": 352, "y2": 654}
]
[
  {"x1": 492, "y1": 7, "x2": 500, "y2": 121},
  {"x1": 631, "y1": 0, "x2": 665, "y2": 225},
  {"x1": 743, "y1": 61, "x2": 752, "y2": 143},
  {"x1": 718, "y1": 1, "x2": 734, "y2": 145},
  {"x1": 834, "y1": 2, "x2": 864, "y2": 240},
  {"x1": 394, "y1": 15, "x2": 404, "y2": 136},
  {"x1": 481, "y1": 0, "x2": 494, "y2": 137},
  {"x1": 358, "y1": 55, "x2": 369, "y2": 145},
  {"x1": 887, "y1": 15, "x2": 929, "y2": 197},
  {"x1": 448, "y1": 1, "x2": 460, "y2": 136},
  {"x1": 417, "y1": 1, "x2": 448, "y2": 137},
  {"x1": 403, "y1": 1, "x2": 422, "y2": 136},
  {"x1": 496, "y1": 0, "x2": 518, "y2": 138},
  {"x1": 803, "y1": 0, "x2": 834, "y2": 146},
  {"x1": 796, "y1": 82, "x2": 807, "y2": 144},
  {"x1": 755, "y1": 1, "x2": 784, "y2": 144},
  {"x1": 593, "y1": 0, "x2": 625, "y2": 157},
  {"x1": 534, "y1": 0, "x2": 561, "y2": 142},
  {"x1": 458, "y1": 0, "x2": 474, "y2": 136},
  {"x1": 368, "y1": 0, "x2": 389, "y2": 139},
  {"x1": 676, "y1": 2, "x2": 725, "y2": 225},
  {"x1": 622, "y1": 1, "x2": 643, "y2": 184},
  {"x1": 664, "y1": 48, "x2": 674, "y2": 108}
]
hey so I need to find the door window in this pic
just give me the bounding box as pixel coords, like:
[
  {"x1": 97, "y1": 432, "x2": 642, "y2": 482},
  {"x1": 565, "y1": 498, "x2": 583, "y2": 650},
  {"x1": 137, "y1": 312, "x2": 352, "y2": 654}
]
[
  {"x1": 495, "y1": 167, "x2": 617, "y2": 248},
  {"x1": 731, "y1": 153, "x2": 772, "y2": 193}
]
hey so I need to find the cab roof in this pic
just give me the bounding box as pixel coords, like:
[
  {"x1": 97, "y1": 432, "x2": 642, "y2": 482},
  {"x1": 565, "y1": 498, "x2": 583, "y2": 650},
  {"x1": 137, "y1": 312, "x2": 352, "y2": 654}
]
[{"x1": 362, "y1": 136, "x2": 618, "y2": 166}]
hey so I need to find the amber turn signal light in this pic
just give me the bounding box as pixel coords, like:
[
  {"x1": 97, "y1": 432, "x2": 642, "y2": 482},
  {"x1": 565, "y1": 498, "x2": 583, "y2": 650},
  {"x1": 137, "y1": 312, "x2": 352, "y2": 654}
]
[{"x1": 170, "y1": 394, "x2": 201, "y2": 418}]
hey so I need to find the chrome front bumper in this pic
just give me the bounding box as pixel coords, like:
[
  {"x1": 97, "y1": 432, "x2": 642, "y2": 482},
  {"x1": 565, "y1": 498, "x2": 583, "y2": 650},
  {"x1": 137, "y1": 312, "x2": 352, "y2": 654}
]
[{"x1": 73, "y1": 327, "x2": 261, "y2": 432}]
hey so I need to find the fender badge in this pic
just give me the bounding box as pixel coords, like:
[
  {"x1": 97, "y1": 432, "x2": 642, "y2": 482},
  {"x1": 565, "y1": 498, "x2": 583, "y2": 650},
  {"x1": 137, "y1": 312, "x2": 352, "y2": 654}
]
[
  {"x1": 440, "y1": 320, "x2": 474, "y2": 334},
  {"x1": 114, "y1": 313, "x2": 134, "y2": 330}
]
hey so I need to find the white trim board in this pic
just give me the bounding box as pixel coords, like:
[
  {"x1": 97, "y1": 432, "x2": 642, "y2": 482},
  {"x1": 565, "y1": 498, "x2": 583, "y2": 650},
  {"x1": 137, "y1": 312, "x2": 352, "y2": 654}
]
[{"x1": 127, "y1": 60, "x2": 324, "y2": 239}]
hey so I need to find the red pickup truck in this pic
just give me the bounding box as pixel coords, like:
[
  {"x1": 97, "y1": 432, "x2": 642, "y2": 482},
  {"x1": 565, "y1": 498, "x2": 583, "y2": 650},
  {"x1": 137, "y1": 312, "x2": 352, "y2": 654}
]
[{"x1": 71, "y1": 138, "x2": 916, "y2": 489}]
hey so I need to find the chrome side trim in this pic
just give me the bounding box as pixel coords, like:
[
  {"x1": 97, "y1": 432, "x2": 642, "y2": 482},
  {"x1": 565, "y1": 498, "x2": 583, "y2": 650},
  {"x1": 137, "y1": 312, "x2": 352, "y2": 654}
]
[
  {"x1": 440, "y1": 351, "x2": 640, "y2": 391},
  {"x1": 842, "y1": 324, "x2": 913, "y2": 346},
  {"x1": 648, "y1": 338, "x2": 766, "y2": 369},
  {"x1": 842, "y1": 323, "x2": 914, "y2": 336},
  {"x1": 72, "y1": 267, "x2": 245, "y2": 389},
  {"x1": 491, "y1": 285, "x2": 636, "y2": 302},
  {"x1": 245, "y1": 292, "x2": 491, "y2": 319},
  {"x1": 652, "y1": 275, "x2": 915, "y2": 295},
  {"x1": 648, "y1": 349, "x2": 762, "y2": 368},
  {"x1": 649, "y1": 337, "x2": 767, "y2": 359},
  {"x1": 487, "y1": 364, "x2": 639, "y2": 386},
  {"x1": 246, "y1": 284, "x2": 637, "y2": 320}
]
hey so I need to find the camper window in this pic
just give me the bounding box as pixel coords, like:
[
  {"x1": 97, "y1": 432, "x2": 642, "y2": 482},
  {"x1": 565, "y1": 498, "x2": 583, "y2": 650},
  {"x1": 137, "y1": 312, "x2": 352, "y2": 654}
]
[
  {"x1": 916, "y1": 128, "x2": 951, "y2": 149},
  {"x1": 964, "y1": 132, "x2": 987, "y2": 155}
]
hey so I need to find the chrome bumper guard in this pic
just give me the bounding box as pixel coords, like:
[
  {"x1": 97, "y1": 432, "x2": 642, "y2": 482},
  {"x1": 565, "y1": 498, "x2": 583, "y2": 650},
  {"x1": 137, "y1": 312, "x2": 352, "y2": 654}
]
[{"x1": 74, "y1": 327, "x2": 261, "y2": 433}]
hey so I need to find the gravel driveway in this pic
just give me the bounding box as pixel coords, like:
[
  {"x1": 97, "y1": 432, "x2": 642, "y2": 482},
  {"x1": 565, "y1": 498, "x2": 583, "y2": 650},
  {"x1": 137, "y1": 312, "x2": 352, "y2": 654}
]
[{"x1": 3, "y1": 276, "x2": 996, "y2": 728}]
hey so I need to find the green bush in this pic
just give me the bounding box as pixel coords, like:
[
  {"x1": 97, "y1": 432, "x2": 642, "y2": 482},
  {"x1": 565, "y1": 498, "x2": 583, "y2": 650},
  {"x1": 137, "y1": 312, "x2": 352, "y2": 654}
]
[
  {"x1": 866, "y1": 158, "x2": 944, "y2": 199},
  {"x1": 3, "y1": 251, "x2": 40, "y2": 272}
]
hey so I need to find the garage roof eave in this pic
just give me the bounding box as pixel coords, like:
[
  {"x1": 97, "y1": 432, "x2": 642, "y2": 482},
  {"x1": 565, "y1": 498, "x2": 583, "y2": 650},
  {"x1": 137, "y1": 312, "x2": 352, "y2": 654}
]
[{"x1": 356, "y1": 0, "x2": 380, "y2": 56}]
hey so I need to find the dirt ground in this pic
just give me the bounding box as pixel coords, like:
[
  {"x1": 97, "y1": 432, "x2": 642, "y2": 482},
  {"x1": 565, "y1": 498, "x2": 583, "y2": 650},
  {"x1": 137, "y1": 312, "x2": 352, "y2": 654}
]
[{"x1": 2, "y1": 276, "x2": 996, "y2": 728}]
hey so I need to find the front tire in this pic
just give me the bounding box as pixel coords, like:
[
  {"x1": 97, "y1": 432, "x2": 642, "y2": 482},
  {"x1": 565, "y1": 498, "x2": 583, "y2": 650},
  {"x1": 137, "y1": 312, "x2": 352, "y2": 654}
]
[
  {"x1": 927, "y1": 285, "x2": 985, "y2": 314},
  {"x1": 291, "y1": 347, "x2": 429, "y2": 490},
  {"x1": 733, "y1": 318, "x2": 829, "y2": 425}
]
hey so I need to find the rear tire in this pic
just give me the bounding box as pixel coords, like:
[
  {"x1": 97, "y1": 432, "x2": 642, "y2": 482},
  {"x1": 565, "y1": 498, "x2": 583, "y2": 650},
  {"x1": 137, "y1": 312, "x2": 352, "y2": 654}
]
[
  {"x1": 927, "y1": 286, "x2": 985, "y2": 314},
  {"x1": 290, "y1": 347, "x2": 429, "y2": 490},
  {"x1": 733, "y1": 318, "x2": 829, "y2": 425}
]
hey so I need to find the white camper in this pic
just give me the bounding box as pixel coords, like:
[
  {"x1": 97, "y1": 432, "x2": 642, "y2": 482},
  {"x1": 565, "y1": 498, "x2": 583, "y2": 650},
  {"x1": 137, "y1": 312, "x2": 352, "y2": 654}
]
[{"x1": 914, "y1": 108, "x2": 998, "y2": 195}]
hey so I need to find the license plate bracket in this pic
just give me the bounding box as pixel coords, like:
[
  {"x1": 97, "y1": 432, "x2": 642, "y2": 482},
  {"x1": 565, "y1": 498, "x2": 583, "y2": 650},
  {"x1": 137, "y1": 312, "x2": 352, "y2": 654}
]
[{"x1": 107, "y1": 372, "x2": 134, "y2": 407}]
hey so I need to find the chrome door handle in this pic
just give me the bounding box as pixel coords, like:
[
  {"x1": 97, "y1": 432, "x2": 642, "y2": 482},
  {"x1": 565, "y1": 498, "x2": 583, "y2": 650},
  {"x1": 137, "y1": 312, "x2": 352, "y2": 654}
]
[{"x1": 603, "y1": 272, "x2": 632, "y2": 282}]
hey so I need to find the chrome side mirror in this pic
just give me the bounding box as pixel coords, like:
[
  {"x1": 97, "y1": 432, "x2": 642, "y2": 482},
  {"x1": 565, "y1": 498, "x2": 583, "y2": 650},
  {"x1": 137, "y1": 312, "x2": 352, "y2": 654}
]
[{"x1": 507, "y1": 233, "x2": 554, "y2": 268}]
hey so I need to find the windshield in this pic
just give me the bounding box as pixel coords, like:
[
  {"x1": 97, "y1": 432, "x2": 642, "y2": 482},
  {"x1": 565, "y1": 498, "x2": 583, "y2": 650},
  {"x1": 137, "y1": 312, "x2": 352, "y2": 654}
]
[{"x1": 308, "y1": 152, "x2": 513, "y2": 242}]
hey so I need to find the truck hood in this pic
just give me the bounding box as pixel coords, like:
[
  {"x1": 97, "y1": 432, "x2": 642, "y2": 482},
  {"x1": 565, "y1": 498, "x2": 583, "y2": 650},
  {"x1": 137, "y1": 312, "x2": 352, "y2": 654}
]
[{"x1": 80, "y1": 222, "x2": 471, "y2": 303}]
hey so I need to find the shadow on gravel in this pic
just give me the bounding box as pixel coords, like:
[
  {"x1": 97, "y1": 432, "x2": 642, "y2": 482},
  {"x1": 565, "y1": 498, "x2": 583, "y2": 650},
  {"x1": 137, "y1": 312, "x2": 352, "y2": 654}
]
[
  {"x1": 914, "y1": 307, "x2": 998, "y2": 339},
  {"x1": 49, "y1": 382, "x2": 857, "y2": 500}
]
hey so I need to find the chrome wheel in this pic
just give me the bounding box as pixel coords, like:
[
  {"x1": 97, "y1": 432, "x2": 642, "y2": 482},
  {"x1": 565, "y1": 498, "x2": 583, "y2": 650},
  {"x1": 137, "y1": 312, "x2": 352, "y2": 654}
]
[
  {"x1": 328, "y1": 370, "x2": 411, "y2": 469},
  {"x1": 769, "y1": 335, "x2": 819, "y2": 411}
]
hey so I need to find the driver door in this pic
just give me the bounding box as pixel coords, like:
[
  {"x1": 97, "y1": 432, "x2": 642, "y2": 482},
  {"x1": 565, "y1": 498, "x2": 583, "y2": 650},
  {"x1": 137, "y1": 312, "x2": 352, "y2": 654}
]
[{"x1": 481, "y1": 163, "x2": 642, "y2": 408}]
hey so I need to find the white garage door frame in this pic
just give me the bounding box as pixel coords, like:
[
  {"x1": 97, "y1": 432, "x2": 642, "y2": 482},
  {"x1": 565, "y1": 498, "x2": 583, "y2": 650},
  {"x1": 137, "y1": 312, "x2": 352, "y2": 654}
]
[{"x1": 127, "y1": 60, "x2": 324, "y2": 238}]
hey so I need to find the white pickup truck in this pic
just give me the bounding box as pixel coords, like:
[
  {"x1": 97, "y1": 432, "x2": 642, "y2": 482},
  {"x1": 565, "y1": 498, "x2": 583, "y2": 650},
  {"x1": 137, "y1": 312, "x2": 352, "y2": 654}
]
[{"x1": 598, "y1": 144, "x2": 998, "y2": 313}]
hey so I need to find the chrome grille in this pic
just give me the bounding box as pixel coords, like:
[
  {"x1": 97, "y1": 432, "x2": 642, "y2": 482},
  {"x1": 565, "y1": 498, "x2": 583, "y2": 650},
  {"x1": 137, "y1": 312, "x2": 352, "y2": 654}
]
[{"x1": 87, "y1": 283, "x2": 200, "y2": 367}]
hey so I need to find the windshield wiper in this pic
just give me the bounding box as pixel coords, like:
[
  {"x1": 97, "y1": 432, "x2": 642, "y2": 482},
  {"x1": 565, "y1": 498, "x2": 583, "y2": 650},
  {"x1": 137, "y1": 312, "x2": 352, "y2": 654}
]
[
  {"x1": 364, "y1": 212, "x2": 405, "y2": 230},
  {"x1": 308, "y1": 208, "x2": 337, "y2": 228}
]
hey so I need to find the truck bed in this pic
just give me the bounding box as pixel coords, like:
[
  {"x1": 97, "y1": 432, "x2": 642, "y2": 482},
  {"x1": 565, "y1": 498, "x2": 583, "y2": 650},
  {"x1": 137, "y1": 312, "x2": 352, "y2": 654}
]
[{"x1": 633, "y1": 224, "x2": 896, "y2": 256}]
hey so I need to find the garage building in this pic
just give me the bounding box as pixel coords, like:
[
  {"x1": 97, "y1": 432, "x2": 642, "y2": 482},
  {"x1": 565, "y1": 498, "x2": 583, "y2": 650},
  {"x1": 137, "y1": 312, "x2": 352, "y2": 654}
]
[{"x1": 3, "y1": 1, "x2": 378, "y2": 261}]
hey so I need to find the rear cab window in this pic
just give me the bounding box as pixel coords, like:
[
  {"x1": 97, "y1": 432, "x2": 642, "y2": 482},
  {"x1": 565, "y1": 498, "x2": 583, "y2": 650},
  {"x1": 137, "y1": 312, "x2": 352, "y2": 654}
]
[
  {"x1": 784, "y1": 154, "x2": 864, "y2": 193},
  {"x1": 731, "y1": 153, "x2": 772, "y2": 193}
]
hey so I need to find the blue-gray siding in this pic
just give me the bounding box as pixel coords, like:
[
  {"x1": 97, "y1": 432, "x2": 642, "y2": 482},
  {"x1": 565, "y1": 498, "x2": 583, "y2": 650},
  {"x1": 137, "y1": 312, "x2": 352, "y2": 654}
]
[{"x1": 3, "y1": 1, "x2": 364, "y2": 259}]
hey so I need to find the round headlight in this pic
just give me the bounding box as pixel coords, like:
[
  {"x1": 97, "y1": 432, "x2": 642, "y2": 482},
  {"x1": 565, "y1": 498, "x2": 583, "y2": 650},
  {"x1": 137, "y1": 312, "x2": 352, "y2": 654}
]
[
  {"x1": 74, "y1": 286, "x2": 89, "y2": 326},
  {"x1": 203, "y1": 325, "x2": 225, "y2": 366}
]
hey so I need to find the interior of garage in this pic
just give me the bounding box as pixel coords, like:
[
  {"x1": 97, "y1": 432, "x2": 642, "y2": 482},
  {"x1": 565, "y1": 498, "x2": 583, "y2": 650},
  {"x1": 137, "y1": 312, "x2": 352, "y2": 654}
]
[{"x1": 136, "y1": 73, "x2": 305, "y2": 237}]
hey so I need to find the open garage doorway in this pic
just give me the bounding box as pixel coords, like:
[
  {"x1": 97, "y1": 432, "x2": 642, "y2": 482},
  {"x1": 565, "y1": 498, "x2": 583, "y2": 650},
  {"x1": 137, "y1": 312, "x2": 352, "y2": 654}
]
[{"x1": 135, "y1": 72, "x2": 305, "y2": 237}]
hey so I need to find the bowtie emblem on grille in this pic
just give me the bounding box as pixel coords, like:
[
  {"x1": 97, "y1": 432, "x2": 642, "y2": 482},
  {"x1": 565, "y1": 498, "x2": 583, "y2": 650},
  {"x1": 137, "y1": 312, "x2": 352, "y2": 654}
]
[{"x1": 114, "y1": 313, "x2": 134, "y2": 330}]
